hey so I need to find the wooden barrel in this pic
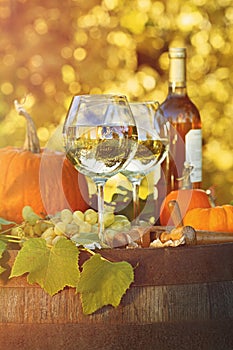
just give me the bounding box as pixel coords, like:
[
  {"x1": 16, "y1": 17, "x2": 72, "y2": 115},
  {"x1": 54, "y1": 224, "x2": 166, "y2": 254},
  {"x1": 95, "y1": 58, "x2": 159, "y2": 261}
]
[{"x1": 0, "y1": 243, "x2": 233, "y2": 350}]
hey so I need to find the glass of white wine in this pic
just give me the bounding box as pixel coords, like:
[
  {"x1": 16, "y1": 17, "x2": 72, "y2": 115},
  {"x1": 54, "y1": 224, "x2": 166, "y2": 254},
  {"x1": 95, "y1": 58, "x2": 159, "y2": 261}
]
[
  {"x1": 63, "y1": 94, "x2": 138, "y2": 243},
  {"x1": 121, "y1": 101, "x2": 169, "y2": 225}
]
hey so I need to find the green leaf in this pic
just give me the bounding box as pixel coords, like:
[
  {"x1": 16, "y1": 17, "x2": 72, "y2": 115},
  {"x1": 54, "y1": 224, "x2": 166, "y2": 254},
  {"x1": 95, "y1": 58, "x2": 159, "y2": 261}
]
[
  {"x1": 0, "y1": 218, "x2": 16, "y2": 225},
  {"x1": 10, "y1": 237, "x2": 80, "y2": 295},
  {"x1": 0, "y1": 240, "x2": 7, "y2": 275},
  {"x1": 77, "y1": 253, "x2": 134, "y2": 314},
  {"x1": 71, "y1": 232, "x2": 100, "y2": 247}
]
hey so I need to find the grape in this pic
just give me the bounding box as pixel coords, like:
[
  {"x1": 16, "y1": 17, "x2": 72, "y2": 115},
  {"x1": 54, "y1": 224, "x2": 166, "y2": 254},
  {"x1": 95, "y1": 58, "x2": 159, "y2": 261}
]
[
  {"x1": 103, "y1": 212, "x2": 115, "y2": 228},
  {"x1": 79, "y1": 221, "x2": 92, "y2": 234},
  {"x1": 22, "y1": 206, "x2": 41, "y2": 225},
  {"x1": 110, "y1": 215, "x2": 131, "y2": 231},
  {"x1": 41, "y1": 227, "x2": 57, "y2": 246},
  {"x1": 33, "y1": 222, "x2": 43, "y2": 236},
  {"x1": 28, "y1": 213, "x2": 40, "y2": 226},
  {"x1": 60, "y1": 209, "x2": 73, "y2": 224},
  {"x1": 22, "y1": 206, "x2": 33, "y2": 219},
  {"x1": 11, "y1": 226, "x2": 25, "y2": 238},
  {"x1": 41, "y1": 227, "x2": 55, "y2": 239},
  {"x1": 40, "y1": 221, "x2": 53, "y2": 232},
  {"x1": 84, "y1": 209, "x2": 98, "y2": 225},
  {"x1": 44, "y1": 236, "x2": 54, "y2": 246},
  {"x1": 65, "y1": 223, "x2": 79, "y2": 236},
  {"x1": 54, "y1": 222, "x2": 66, "y2": 236},
  {"x1": 52, "y1": 235, "x2": 63, "y2": 245},
  {"x1": 73, "y1": 210, "x2": 85, "y2": 225},
  {"x1": 23, "y1": 222, "x2": 35, "y2": 237},
  {"x1": 50, "y1": 216, "x2": 61, "y2": 224},
  {"x1": 114, "y1": 215, "x2": 129, "y2": 222}
]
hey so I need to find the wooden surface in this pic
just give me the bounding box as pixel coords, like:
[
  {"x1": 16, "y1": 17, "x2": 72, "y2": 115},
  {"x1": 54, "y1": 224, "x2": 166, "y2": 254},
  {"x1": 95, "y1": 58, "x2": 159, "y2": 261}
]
[{"x1": 0, "y1": 243, "x2": 233, "y2": 350}]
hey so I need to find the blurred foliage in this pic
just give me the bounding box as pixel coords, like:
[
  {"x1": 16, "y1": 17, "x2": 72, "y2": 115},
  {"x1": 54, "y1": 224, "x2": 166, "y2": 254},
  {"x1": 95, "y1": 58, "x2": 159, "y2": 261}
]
[{"x1": 0, "y1": 0, "x2": 233, "y2": 205}]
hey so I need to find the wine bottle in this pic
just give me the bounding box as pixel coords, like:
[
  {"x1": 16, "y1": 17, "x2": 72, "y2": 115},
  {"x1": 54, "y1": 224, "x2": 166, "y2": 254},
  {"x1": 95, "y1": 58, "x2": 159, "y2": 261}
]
[{"x1": 159, "y1": 47, "x2": 202, "y2": 195}]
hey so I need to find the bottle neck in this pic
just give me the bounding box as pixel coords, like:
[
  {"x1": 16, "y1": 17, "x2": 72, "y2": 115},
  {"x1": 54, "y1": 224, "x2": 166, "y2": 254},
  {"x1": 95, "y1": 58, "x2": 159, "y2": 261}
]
[
  {"x1": 168, "y1": 84, "x2": 187, "y2": 95},
  {"x1": 168, "y1": 51, "x2": 187, "y2": 95}
]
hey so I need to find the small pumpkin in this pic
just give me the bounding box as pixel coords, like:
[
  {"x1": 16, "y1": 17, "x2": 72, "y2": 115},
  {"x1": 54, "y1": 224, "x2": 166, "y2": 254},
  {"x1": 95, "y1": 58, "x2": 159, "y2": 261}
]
[
  {"x1": 183, "y1": 205, "x2": 233, "y2": 233},
  {"x1": 160, "y1": 188, "x2": 211, "y2": 226},
  {"x1": 160, "y1": 162, "x2": 212, "y2": 226},
  {"x1": 0, "y1": 101, "x2": 89, "y2": 223}
]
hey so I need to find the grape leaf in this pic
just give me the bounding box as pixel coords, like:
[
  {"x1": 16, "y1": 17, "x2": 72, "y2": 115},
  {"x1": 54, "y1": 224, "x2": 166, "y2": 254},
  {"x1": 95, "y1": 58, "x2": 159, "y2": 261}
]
[
  {"x1": 71, "y1": 232, "x2": 100, "y2": 246},
  {"x1": 0, "y1": 218, "x2": 15, "y2": 225},
  {"x1": 77, "y1": 253, "x2": 134, "y2": 314},
  {"x1": 10, "y1": 237, "x2": 80, "y2": 295},
  {"x1": 0, "y1": 240, "x2": 7, "y2": 275}
]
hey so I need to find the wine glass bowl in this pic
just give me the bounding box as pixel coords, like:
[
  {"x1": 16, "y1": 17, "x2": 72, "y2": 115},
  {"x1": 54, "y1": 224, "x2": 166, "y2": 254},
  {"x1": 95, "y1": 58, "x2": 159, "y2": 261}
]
[
  {"x1": 63, "y1": 94, "x2": 138, "y2": 243},
  {"x1": 121, "y1": 101, "x2": 169, "y2": 225}
]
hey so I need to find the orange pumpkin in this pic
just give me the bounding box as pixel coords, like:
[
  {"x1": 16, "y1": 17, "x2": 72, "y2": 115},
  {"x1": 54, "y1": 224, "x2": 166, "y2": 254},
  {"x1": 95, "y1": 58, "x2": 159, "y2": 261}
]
[
  {"x1": 0, "y1": 103, "x2": 89, "y2": 223},
  {"x1": 183, "y1": 205, "x2": 233, "y2": 232},
  {"x1": 160, "y1": 189, "x2": 211, "y2": 226}
]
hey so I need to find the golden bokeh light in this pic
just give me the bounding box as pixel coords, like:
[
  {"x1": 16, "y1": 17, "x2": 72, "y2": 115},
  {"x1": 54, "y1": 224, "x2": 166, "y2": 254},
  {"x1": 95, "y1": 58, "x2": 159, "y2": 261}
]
[
  {"x1": 73, "y1": 48, "x2": 87, "y2": 62},
  {"x1": 1, "y1": 82, "x2": 14, "y2": 95},
  {"x1": 34, "y1": 18, "x2": 48, "y2": 35}
]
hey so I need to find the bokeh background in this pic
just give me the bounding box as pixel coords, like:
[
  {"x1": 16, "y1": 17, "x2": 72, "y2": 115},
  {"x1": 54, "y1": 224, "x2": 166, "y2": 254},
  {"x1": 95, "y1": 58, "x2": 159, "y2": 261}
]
[{"x1": 0, "y1": 0, "x2": 233, "y2": 205}]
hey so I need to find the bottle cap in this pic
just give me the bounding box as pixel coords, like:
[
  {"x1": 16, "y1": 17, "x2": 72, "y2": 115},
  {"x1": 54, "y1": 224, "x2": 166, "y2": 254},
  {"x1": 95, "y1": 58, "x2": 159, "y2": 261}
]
[
  {"x1": 168, "y1": 47, "x2": 186, "y2": 85},
  {"x1": 169, "y1": 47, "x2": 186, "y2": 59}
]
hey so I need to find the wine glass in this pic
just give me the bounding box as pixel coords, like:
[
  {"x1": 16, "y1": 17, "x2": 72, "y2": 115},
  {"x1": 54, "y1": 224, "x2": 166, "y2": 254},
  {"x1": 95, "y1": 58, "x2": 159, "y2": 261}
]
[
  {"x1": 63, "y1": 94, "x2": 138, "y2": 243},
  {"x1": 121, "y1": 101, "x2": 169, "y2": 225}
]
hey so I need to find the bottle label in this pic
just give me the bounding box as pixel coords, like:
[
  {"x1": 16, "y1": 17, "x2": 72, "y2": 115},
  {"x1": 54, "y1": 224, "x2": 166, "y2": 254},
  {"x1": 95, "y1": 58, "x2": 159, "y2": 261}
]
[{"x1": 185, "y1": 129, "x2": 202, "y2": 183}]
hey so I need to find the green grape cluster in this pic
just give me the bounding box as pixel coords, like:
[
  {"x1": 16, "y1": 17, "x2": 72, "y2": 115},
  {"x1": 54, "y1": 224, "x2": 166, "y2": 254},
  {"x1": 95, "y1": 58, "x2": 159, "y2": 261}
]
[
  {"x1": 11, "y1": 206, "x2": 132, "y2": 247},
  {"x1": 11, "y1": 206, "x2": 53, "y2": 240}
]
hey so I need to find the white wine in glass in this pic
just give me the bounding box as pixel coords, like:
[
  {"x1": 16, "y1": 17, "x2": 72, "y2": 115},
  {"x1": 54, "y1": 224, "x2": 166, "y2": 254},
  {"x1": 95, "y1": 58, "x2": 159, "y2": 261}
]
[
  {"x1": 63, "y1": 94, "x2": 138, "y2": 243},
  {"x1": 121, "y1": 101, "x2": 169, "y2": 225}
]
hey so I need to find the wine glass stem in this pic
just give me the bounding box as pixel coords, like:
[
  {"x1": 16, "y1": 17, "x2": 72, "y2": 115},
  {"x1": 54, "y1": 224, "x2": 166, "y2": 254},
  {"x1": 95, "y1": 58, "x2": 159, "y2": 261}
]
[
  {"x1": 96, "y1": 180, "x2": 106, "y2": 243},
  {"x1": 132, "y1": 180, "x2": 141, "y2": 225}
]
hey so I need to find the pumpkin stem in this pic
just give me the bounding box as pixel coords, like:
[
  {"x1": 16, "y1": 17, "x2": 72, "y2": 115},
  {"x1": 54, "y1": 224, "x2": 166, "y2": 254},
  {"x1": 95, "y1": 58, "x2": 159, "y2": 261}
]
[
  {"x1": 14, "y1": 100, "x2": 40, "y2": 153},
  {"x1": 205, "y1": 188, "x2": 216, "y2": 207}
]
